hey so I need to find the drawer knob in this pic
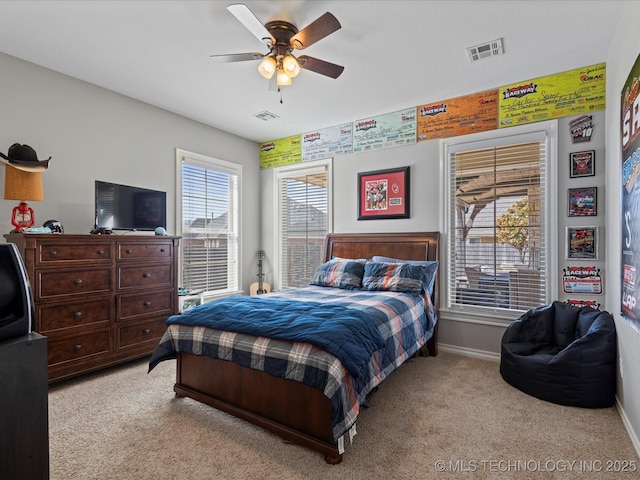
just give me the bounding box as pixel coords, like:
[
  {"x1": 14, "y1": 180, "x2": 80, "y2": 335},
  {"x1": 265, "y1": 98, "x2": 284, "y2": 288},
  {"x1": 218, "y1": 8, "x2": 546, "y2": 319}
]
[
  {"x1": 97, "y1": 250, "x2": 105, "y2": 255},
  {"x1": 143, "y1": 329, "x2": 151, "y2": 335},
  {"x1": 143, "y1": 301, "x2": 151, "y2": 307},
  {"x1": 74, "y1": 311, "x2": 83, "y2": 318},
  {"x1": 142, "y1": 273, "x2": 150, "y2": 278},
  {"x1": 74, "y1": 344, "x2": 82, "y2": 351},
  {"x1": 50, "y1": 250, "x2": 58, "y2": 256},
  {"x1": 160, "y1": 248, "x2": 166, "y2": 253},
  {"x1": 126, "y1": 249, "x2": 133, "y2": 254},
  {"x1": 74, "y1": 279, "x2": 83, "y2": 285}
]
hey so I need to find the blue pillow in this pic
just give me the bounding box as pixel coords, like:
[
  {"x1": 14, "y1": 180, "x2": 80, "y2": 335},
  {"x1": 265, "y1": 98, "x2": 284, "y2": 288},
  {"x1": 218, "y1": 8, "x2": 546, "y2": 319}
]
[
  {"x1": 311, "y1": 258, "x2": 365, "y2": 289},
  {"x1": 362, "y1": 261, "x2": 424, "y2": 295},
  {"x1": 372, "y1": 255, "x2": 439, "y2": 297}
]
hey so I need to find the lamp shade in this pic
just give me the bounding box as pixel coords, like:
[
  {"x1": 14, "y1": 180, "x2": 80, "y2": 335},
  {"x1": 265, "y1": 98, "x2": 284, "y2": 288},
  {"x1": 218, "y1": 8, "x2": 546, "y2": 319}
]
[
  {"x1": 4, "y1": 165, "x2": 44, "y2": 201},
  {"x1": 282, "y1": 55, "x2": 301, "y2": 78},
  {"x1": 258, "y1": 56, "x2": 277, "y2": 79}
]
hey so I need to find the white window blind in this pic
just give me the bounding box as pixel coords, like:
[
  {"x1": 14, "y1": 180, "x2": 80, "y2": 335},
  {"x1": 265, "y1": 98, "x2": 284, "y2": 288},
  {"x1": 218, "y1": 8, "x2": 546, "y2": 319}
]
[
  {"x1": 178, "y1": 153, "x2": 240, "y2": 296},
  {"x1": 447, "y1": 134, "x2": 549, "y2": 313},
  {"x1": 277, "y1": 163, "x2": 330, "y2": 289}
]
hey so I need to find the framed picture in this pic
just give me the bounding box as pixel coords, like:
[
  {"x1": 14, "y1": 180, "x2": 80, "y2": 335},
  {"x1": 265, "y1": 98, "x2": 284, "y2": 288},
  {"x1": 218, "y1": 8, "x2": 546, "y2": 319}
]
[
  {"x1": 358, "y1": 166, "x2": 410, "y2": 220},
  {"x1": 568, "y1": 187, "x2": 597, "y2": 216},
  {"x1": 566, "y1": 226, "x2": 599, "y2": 260},
  {"x1": 569, "y1": 150, "x2": 595, "y2": 178}
]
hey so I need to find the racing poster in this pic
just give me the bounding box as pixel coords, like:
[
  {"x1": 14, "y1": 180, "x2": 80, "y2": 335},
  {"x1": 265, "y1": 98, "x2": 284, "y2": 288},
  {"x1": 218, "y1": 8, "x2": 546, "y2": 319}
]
[
  {"x1": 499, "y1": 63, "x2": 606, "y2": 128},
  {"x1": 352, "y1": 108, "x2": 416, "y2": 153},
  {"x1": 301, "y1": 123, "x2": 352, "y2": 162},
  {"x1": 416, "y1": 89, "x2": 498, "y2": 141},
  {"x1": 621, "y1": 53, "x2": 640, "y2": 333},
  {"x1": 259, "y1": 135, "x2": 302, "y2": 169}
]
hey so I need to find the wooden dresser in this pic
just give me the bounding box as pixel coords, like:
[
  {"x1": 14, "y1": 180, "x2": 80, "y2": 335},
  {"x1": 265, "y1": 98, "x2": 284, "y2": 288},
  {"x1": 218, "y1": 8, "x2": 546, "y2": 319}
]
[{"x1": 4, "y1": 233, "x2": 180, "y2": 383}]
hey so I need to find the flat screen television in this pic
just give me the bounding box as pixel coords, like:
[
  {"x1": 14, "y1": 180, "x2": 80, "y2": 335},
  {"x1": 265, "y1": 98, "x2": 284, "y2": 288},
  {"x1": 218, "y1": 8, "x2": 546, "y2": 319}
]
[{"x1": 95, "y1": 180, "x2": 167, "y2": 232}]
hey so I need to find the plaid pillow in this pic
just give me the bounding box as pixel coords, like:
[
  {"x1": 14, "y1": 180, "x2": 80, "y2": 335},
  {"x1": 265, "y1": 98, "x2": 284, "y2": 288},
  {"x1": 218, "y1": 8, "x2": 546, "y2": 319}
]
[
  {"x1": 362, "y1": 261, "x2": 424, "y2": 294},
  {"x1": 372, "y1": 256, "x2": 439, "y2": 297},
  {"x1": 311, "y1": 258, "x2": 365, "y2": 289}
]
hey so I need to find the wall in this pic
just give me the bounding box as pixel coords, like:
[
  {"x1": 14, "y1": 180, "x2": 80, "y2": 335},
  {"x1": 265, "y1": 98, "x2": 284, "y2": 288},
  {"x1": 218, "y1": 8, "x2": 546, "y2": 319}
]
[
  {"x1": 604, "y1": 0, "x2": 640, "y2": 454},
  {"x1": 260, "y1": 104, "x2": 607, "y2": 359},
  {"x1": 0, "y1": 52, "x2": 261, "y2": 291}
]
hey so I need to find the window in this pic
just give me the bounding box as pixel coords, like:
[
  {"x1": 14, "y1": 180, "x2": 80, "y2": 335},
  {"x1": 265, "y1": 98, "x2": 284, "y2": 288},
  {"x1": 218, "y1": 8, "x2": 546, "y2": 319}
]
[
  {"x1": 176, "y1": 149, "x2": 241, "y2": 297},
  {"x1": 276, "y1": 160, "x2": 331, "y2": 289},
  {"x1": 444, "y1": 123, "x2": 556, "y2": 315}
]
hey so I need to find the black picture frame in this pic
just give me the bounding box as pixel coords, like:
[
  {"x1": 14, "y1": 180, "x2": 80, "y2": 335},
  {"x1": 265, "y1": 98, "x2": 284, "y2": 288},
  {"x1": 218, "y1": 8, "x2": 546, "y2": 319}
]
[
  {"x1": 568, "y1": 187, "x2": 597, "y2": 217},
  {"x1": 357, "y1": 166, "x2": 410, "y2": 220},
  {"x1": 569, "y1": 150, "x2": 595, "y2": 178},
  {"x1": 566, "y1": 226, "x2": 599, "y2": 260}
]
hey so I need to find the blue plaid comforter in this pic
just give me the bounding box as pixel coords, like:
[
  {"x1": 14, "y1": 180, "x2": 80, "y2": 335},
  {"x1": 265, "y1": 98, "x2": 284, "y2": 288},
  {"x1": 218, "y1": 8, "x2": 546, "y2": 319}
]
[{"x1": 148, "y1": 285, "x2": 436, "y2": 441}]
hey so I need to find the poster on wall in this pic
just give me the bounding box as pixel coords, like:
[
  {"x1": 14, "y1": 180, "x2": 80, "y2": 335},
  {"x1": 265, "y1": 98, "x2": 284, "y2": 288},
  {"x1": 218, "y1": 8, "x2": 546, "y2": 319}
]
[
  {"x1": 301, "y1": 123, "x2": 352, "y2": 162},
  {"x1": 562, "y1": 266, "x2": 602, "y2": 294},
  {"x1": 620, "y1": 53, "x2": 640, "y2": 333},
  {"x1": 352, "y1": 108, "x2": 416, "y2": 153},
  {"x1": 416, "y1": 89, "x2": 499, "y2": 141},
  {"x1": 498, "y1": 63, "x2": 606, "y2": 128},
  {"x1": 565, "y1": 299, "x2": 601, "y2": 310},
  {"x1": 259, "y1": 135, "x2": 302, "y2": 169}
]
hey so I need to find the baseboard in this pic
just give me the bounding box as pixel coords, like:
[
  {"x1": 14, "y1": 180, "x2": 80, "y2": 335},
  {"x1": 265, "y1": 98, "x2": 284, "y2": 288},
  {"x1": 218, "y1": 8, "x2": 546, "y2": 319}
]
[
  {"x1": 615, "y1": 396, "x2": 640, "y2": 459},
  {"x1": 438, "y1": 343, "x2": 500, "y2": 362}
]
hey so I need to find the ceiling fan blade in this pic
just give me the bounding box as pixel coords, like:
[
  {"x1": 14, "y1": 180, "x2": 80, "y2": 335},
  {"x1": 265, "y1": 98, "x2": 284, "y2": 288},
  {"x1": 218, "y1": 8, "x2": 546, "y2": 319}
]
[
  {"x1": 290, "y1": 12, "x2": 341, "y2": 50},
  {"x1": 209, "y1": 52, "x2": 265, "y2": 63},
  {"x1": 298, "y1": 55, "x2": 344, "y2": 79},
  {"x1": 227, "y1": 4, "x2": 275, "y2": 45}
]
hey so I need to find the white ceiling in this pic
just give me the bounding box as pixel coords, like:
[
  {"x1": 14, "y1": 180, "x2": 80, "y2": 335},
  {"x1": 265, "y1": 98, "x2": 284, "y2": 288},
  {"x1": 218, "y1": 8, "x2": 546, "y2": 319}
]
[{"x1": 0, "y1": 0, "x2": 625, "y2": 144}]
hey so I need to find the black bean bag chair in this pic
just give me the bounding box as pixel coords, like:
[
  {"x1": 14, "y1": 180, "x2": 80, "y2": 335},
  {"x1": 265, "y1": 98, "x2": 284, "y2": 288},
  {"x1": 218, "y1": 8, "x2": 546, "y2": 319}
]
[{"x1": 500, "y1": 301, "x2": 616, "y2": 408}]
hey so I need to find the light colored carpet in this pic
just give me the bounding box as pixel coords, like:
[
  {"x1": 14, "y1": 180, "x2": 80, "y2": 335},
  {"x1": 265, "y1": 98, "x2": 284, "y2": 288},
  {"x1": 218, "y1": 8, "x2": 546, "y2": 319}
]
[{"x1": 48, "y1": 352, "x2": 638, "y2": 479}]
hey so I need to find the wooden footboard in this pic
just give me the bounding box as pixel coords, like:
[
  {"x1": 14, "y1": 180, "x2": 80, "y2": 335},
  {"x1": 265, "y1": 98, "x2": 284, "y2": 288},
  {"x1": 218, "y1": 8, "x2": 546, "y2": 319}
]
[{"x1": 174, "y1": 352, "x2": 343, "y2": 463}]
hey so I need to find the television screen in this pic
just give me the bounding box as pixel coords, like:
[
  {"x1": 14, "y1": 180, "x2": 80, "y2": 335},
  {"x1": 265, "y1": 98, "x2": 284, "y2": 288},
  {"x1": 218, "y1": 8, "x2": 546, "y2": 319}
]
[{"x1": 95, "y1": 180, "x2": 167, "y2": 231}]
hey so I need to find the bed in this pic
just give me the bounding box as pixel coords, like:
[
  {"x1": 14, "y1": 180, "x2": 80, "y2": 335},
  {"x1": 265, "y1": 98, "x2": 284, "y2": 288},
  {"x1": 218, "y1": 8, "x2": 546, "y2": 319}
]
[{"x1": 148, "y1": 231, "x2": 439, "y2": 464}]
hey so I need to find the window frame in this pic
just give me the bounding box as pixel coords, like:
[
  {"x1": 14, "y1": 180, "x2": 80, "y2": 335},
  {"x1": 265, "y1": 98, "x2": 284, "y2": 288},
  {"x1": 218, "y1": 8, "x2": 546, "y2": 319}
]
[
  {"x1": 175, "y1": 148, "x2": 242, "y2": 299},
  {"x1": 440, "y1": 121, "x2": 558, "y2": 322},
  {"x1": 273, "y1": 158, "x2": 333, "y2": 290}
]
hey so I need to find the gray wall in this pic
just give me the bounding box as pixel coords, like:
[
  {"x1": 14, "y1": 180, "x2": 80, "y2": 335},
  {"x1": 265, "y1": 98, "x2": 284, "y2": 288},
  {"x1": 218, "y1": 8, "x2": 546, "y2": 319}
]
[
  {"x1": 605, "y1": 0, "x2": 640, "y2": 455},
  {"x1": 0, "y1": 51, "x2": 261, "y2": 291}
]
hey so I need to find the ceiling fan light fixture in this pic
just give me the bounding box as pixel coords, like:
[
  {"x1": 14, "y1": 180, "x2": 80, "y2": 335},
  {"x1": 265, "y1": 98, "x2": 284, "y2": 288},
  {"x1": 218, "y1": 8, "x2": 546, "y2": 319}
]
[
  {"x1": 258, "y1": 56, "x2": 277, "y2": 79},
  {"x1": 277, "y1": 69, "x2": 292, "y2": 86},
  {"x1": 282, "y1": 54, "x2": 301, "y2": 78}
]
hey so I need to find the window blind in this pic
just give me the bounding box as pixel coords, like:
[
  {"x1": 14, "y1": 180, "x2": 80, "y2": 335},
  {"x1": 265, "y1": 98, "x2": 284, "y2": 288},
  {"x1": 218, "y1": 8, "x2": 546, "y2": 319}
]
[
  {"x1": 180, "y1": 159, "x2": 240, "y2": 295},
  {"x1": 447, "y1": 138, "x2": 548, "y2": 312},
  {"x1": 277, "y1": 165, "x2": 329, "y2": 289}
]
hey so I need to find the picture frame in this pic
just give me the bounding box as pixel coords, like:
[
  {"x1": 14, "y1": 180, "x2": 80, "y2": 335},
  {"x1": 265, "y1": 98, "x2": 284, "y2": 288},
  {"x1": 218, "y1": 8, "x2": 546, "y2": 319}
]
[
  {"x1": 569, "y1": 150, "x2": 595, "y2": 178},
  {"x1": 358, "y1": 166, "x2": 410, "y2": 220},
  {"x1": 566, "y1": 226, "x2": 599, "y2": 260},
  {"x1": 568, "y1": 186, "x2": 597, "y2": 216}
]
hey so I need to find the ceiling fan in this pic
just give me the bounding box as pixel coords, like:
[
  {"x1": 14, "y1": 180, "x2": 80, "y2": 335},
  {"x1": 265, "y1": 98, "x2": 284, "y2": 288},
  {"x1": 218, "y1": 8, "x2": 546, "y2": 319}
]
[{"x1": 211, "y1": 3, "x2": 344, "y2": 96}]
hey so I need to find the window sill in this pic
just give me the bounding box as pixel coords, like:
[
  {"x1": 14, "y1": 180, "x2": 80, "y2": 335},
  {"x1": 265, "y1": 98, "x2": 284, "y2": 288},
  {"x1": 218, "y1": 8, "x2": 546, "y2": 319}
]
[{"x1": 439, "y1": 307, "x2": 518, "y2": 327}]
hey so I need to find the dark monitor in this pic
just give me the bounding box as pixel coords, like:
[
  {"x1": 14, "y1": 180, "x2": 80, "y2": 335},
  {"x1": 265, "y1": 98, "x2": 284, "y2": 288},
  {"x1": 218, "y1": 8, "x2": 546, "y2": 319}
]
[{"x1": 0, "y1": 243, "x2": 34, "y2": 341}]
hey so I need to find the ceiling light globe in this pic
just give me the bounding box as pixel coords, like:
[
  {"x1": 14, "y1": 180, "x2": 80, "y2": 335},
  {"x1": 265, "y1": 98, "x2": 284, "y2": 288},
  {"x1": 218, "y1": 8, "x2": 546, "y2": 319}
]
[
  {"x1": 277, "y1": 70, "x2": 292, "y2": 86},
  {"x1": 282, "y1": 55, "x2": 301, "y2": 78},
  {"x1": 258, "y1": 56, "x2": 276, "y2": 79}
]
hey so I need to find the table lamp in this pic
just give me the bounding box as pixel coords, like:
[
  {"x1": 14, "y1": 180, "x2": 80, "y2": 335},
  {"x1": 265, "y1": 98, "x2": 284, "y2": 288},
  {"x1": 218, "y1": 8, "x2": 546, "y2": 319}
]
[{"x1": 4, "y1": 165, "x2": 44, "y2": 232}]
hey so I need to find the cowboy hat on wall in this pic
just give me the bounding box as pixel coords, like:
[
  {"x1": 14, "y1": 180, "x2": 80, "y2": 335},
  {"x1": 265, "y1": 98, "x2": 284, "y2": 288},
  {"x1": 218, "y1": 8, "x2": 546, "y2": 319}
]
[{"x1": 1, "y1": 143, "x2": 51, "y2": 172}]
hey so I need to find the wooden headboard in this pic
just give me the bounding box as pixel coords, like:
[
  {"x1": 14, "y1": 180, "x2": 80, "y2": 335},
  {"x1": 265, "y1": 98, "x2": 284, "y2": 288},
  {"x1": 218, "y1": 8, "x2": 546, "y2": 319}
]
[{"x1": 323, "y1": 231, "x2": 440, "y2": 355}]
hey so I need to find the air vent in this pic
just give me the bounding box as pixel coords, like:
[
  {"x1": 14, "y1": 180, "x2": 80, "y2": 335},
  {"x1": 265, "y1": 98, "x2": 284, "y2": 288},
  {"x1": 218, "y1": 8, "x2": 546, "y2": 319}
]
[
  {"x1": 253, "y1": 110, "x2": 279, "y2": 121},
  {"x1": 467, "y1": 38, "x2": 504, "y2": 62}
]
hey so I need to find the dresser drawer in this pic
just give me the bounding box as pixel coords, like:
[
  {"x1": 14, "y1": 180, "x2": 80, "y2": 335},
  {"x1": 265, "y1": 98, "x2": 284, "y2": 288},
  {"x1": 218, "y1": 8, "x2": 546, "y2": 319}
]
[
  {"x1": 117, "y1": 263, "x2": 172, "y2": 290},
  {"x1": 37, "y1": 267, "x2": 112, "y2": 300},
  {"x1": 117, "y1": 317, "x2": 167, "y2": 349},
  {"x1": 36, "y1": 241, "x2": 113, "y2": 266},
  {"x1": 47, "y1": 329, "x2": 111, "y2": 366},
  {"x1": 117, "y1": 290, "x2": 173, "y2": 320},
  {"x1": 37, "y1": 298, "x2": 112, "y2": 333},
  {"x1": 117, "y1": 241, "x2": 173, "y2": 262}
]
